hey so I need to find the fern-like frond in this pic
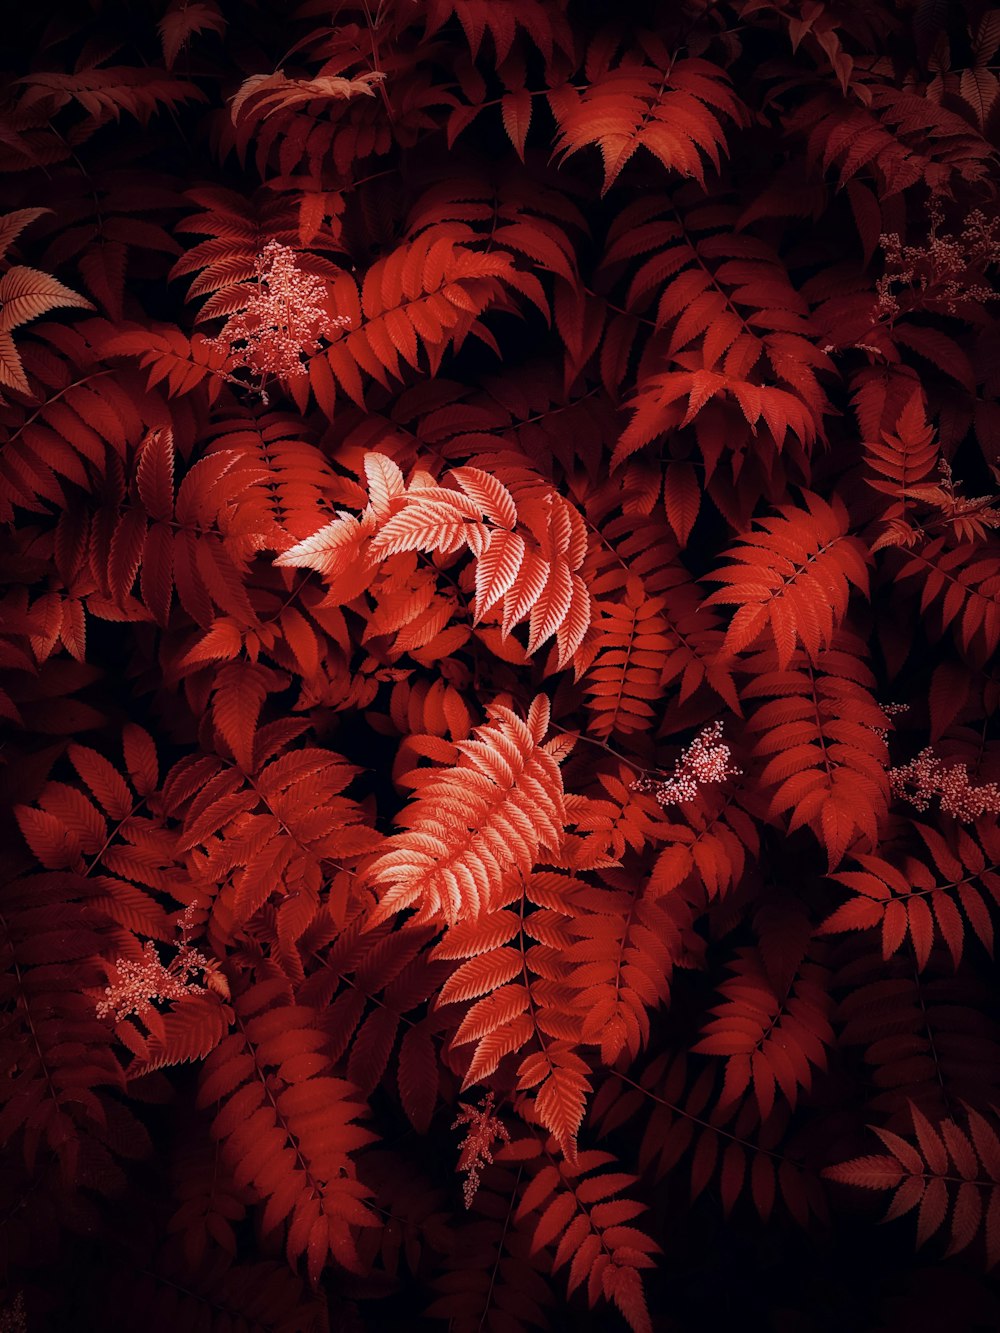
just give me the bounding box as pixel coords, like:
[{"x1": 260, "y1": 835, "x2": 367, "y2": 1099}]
[
  {"x1": 824, "y1": 1102, "x2": 1000, "y2": 1267},
  {"x1": 159, "y1": 0, "x2": 227, "y2": 70},
  {"x1": 278, "y1": 454, "x2": 592, "y2": 667},
  {"x1": 705, "y1": 492, "x2": 871, "y2": 667},
  {"x1": 554, "y1": 53, "x2": 743, "y2": 194},
  {"x1": 230, "y1": 70, "x2": 385, "y2": 127},
  {"x1": 604, "y1": 193, "x2": 831, "y2": 464},
  {"x1": 820, "y1": 819, "x2": 1000, "y2": 969},
  {"x1": 434, "y1": 868, "x2": 595, "y2": 1151},
  {"x1": 0, "y1": 869, "x2": 124, "y2": 1183},
  {"x1": 511, "y1": 1132, "x2": 658, "y2": 1333},
  {"x1": 15, "y1": 68, "x2": 204, "y2": 130},
  {"x1": 649, "y1": 779, "x2": 759, "y2": 901},
  {"x1": 578, "y1": 502, "x2": 738, "y2": 711},
  {"x1": 370, "y1": 695, "x2": 569, "y2": 925},
  {"x1": 94, "y1": 428, "x2": 271, "y2": 628},
  {"x1": 101, "y1": 323, "x2": 228, "y2": 403},
  {"x1": 562, "y1": 867, "x2": 691, "y2": 1065},
  {"x1": 789, "y1": 83, "x2": 994, "y2": 193},
  {"x1": 0, "y1": 318, "x2": 140, "y2": 517},
  {"x1": 591, "y1": 1053, "x2": 827, "y2": 1227},
  {"x1": 177, "y1": 738, "x2": 376, "y2": 945},
  {"x1": 742, "y1": 635, "x2": 890, "y2": 866},
  {"x1": 834, "y1": 950, "x2": 1000, "y2": 1122},
  {"x1": 893, "y1": 538, "x2": 1000, "y2": 667},
  {"x1": 197, "y1": 981, "x2": 376, "y2": 1281},
  {"x1": 693, "y1": 946, "x2": 834, "y2": 1118}
]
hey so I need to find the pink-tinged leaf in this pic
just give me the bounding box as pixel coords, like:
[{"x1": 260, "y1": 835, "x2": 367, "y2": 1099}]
[
  {"x1": 274, "y1": 514, "x2": 370, "y2": 580},
  {"x1": 474, "y1": 528, "x2": 525, "y2": 620},
  {"x1": 363, "y1": 453, "x2": 405, "y2": 521}
]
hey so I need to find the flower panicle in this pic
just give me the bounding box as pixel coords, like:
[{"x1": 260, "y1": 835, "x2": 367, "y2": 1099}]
[
  {"x1": 206, "y1": 239, "x2": 351, "y2": 402},
  {"x1": 96, "y1": 904, "x2": 217, "y2": 1023},
  {"x1": 889, "y1": 746, "x2": 1000, "y2": 821},
  {"x1": 453, "y1": 1091, "x2": 510, "y2": 1209},
  {"x1": 629, "y1": 721, "x2": 741, "y2": 808}
]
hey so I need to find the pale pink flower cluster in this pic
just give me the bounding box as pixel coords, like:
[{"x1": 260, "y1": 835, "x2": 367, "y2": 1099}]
[
  {"x1": 630, "y1": 721, "x2": 740, "y2": 808},
  {"x1": 453, "y1": 1091, "x2": 510, "y2": 1209},
  {"x1": 889, "y1": 747, "x2": 1000, "y2": 821},
  {"x1": 875, "y1": 200, "x2": 1000, "y2": 322},
  {"x1": 206, "y1": 240, "x2": 350, "y2": 402},
  {"x1": 872, "y1": 700, "x2": 909, "y2": 745},
  {"x1": 96, "y1": 905, "x2": 211, "y2": 1023}
]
